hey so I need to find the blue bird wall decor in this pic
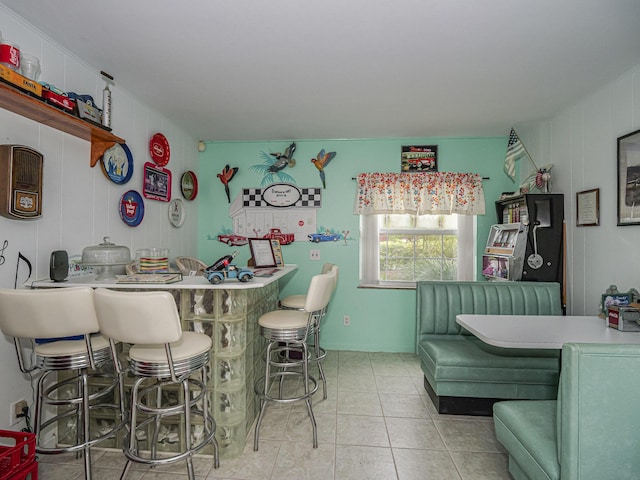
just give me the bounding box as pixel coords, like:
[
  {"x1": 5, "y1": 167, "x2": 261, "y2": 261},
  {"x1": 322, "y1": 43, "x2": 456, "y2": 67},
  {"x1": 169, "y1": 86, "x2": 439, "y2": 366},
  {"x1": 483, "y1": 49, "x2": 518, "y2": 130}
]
[
  {"x1": 250, "y1": 142, "x2": 297, "y2": 186},
  {"x1": 311, "y1": 149, "x2": 336, "y2": 189}
]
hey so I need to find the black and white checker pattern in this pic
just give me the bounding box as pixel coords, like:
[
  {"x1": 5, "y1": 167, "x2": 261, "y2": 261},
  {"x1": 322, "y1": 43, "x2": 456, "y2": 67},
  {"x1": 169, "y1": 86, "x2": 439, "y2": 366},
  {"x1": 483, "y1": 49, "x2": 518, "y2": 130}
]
[{"x1": 242, "y1": 187, "x2": 321, "y2": 207}]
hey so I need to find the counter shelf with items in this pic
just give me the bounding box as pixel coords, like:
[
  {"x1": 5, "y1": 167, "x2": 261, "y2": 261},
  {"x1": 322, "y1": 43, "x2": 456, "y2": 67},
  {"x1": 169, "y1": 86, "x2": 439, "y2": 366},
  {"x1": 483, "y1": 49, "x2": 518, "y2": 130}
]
[{"x1": 31, "y1": 265, "x2": 297, "y2": 459}]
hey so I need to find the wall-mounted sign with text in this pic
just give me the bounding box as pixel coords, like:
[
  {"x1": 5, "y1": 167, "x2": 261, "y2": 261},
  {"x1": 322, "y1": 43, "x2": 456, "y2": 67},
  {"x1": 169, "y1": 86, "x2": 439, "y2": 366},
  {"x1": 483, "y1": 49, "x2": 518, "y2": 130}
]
[{"x1": 262, "y1": 183, "x2": 302, "y2": 207}]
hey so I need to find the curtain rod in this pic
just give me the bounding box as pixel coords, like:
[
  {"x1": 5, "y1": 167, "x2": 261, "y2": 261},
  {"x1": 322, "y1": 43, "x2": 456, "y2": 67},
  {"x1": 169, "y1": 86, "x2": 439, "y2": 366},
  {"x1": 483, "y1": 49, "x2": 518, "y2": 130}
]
[{"x1": 351, "y1": 176, "x2": 490, "y2": 180}]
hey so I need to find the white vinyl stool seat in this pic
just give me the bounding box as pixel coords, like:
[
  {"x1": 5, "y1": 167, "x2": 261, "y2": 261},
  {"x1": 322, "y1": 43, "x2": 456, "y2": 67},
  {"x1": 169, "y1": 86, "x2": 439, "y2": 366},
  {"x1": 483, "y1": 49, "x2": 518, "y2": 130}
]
[
  {"x1": 254, "y1": 269, "x2": 336, "y2": 451},
  {"x1": 0, "y1": 287, "x2": 126, "y2": 480},
  {"x1": 94, "y1": 288, "x2": 219, "y2": 480}
]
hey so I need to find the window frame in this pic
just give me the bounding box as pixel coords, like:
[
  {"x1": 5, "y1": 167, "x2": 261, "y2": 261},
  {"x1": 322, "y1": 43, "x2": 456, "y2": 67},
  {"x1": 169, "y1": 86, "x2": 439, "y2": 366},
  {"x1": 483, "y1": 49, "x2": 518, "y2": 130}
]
[{"x1": 359, "y1": 213, "x2": 475, "y2": 288}]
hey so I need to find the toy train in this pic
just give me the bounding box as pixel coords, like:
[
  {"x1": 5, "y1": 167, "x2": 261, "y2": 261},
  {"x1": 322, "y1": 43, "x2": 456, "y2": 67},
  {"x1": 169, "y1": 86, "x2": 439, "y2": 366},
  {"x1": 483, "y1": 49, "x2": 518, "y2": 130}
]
[{"x1": 0, "y1": 63, "x2": 109, "y2": 130}]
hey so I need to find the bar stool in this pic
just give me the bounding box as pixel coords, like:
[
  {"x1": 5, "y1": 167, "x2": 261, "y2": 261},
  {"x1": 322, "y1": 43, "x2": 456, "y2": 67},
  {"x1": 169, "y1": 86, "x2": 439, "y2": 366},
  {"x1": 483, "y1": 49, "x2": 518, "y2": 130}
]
[
  {"x1": 254, "y1": 268, "x2": 336, "y2": 451},
  {"x1": 279, "y1": 264, "x2": 338, "y2": 399},
  {"x1": 0, "y1": 287, "x2": 126, "y2": 480},
  {"x1": 93, "y1": 288, "x2": 219, "y2": 480}
]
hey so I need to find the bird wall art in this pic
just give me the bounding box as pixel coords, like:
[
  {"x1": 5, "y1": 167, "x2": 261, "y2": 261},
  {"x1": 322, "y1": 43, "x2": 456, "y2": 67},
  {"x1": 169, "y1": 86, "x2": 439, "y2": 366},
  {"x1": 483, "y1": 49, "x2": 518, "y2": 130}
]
[
  {"x1": 311, "y1": 149, "x2": 336, "y2": 188},
  {"x1": 217, "y1": 164, "x2": 238, "y2": 203},
  {"x1": 250, "y1": 142, "x2": 297, "y2": 186}
]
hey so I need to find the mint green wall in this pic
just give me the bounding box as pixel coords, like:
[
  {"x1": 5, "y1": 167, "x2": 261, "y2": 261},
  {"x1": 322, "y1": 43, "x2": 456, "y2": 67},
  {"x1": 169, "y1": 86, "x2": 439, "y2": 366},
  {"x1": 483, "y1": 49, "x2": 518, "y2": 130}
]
[{"x1": 198, "y1": 137, "x2": 513, "y2": 352}]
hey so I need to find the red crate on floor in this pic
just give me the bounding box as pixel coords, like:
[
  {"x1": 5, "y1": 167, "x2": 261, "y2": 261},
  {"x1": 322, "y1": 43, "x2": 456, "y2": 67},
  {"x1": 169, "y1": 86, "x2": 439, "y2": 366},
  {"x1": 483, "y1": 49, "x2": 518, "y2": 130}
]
[
  {"x1": 5, "y1": 460, "x2": 37, "y2": 480},
  {"x1": 0, "y1": 430, "x2": 36, "y2": 480}
]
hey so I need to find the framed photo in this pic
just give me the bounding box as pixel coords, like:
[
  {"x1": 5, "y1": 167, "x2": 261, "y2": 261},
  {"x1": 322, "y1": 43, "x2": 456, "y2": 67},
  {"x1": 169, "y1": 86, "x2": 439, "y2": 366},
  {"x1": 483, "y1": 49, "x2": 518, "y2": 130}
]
[
  {"x1": 248, "y1": 238, "x2": 277, "y2": 268},
  {"x1": 617, "y1": 129, "x2": 640, "y2": 225},
  {"x1": 576, "y1": 188, "x2": 599, "y2": 227},
  {"x1": 401, "y1": 145, "x2": 438, "y2": 172},
  {"x1": 143, "y1": 162, "x2": 172, "y2": 202},
  {"x1": 270, "y1": 239, "x2": 284, "y2": 267}
]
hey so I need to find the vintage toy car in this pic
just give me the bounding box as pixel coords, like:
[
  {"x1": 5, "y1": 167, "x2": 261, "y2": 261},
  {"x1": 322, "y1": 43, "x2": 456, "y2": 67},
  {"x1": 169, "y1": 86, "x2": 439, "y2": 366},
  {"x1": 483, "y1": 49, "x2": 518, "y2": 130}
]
[
  {"x1": 217, "y1": 233, "x2": 248, "y2": 246},
  {"x1": 308, "y1": 232, "x2": 341, "y2": 243},
  {"x1": 205, "y1": 264, "x2": 253, "y2": 284}
]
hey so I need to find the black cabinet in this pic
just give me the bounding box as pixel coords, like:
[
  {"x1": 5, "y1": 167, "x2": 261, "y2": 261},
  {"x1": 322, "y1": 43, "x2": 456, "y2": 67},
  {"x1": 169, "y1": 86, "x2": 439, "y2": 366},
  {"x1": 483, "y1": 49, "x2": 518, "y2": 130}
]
[{"x1": 495, "y1": 194, "x2": 564, "y2": 288}]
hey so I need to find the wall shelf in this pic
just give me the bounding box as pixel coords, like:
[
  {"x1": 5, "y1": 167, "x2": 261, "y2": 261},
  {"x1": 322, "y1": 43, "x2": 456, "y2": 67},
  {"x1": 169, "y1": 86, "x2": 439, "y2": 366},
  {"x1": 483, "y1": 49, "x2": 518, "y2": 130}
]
[{"x1": 0, "y1": 82, "x2": 125, "y2": 167}]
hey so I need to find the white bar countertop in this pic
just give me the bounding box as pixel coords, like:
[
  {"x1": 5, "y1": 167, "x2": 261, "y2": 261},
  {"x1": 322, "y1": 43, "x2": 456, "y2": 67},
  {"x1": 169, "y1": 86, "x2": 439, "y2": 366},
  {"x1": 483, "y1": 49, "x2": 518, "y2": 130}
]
[
  {"x1": 456, "y1": 314, "x2": 640, "y2": 349},
  {"x1": 31, "y1": 265, "x2": 298, "y2": 290}
]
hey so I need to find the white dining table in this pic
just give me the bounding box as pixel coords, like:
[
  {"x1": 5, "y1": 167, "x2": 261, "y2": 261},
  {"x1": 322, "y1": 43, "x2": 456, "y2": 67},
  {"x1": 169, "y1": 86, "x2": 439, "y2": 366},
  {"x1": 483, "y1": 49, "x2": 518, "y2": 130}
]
[{"x1": 456, "y1": 314, "x2": 640, "y2": 349}]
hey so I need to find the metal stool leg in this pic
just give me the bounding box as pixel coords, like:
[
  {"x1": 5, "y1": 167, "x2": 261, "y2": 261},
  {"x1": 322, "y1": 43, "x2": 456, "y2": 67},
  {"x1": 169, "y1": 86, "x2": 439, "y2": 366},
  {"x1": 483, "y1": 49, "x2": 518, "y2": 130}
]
[{"x1": 80, "y1": 369, "x2": 92, "y2": 480}]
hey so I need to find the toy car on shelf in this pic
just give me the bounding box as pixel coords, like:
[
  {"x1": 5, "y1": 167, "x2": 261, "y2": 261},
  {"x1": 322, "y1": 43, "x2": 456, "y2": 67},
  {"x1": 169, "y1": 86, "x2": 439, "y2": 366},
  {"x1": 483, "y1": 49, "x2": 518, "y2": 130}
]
[
  {"x1": 308, "y1": 232, "x2": 342, "y2": 243},
  {"x1": 217, "y1": 233, "x2": 248, "y2": 246},
  {"x1": 205, "y1": 264, "x2": 254, "y2": 284}
]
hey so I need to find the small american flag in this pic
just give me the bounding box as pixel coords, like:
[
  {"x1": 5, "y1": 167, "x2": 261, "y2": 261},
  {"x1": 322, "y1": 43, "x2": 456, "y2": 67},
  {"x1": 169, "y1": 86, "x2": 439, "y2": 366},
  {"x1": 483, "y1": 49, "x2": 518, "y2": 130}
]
[{"x1": 504, "y1": 128, "x2": 525, "y2": 181}]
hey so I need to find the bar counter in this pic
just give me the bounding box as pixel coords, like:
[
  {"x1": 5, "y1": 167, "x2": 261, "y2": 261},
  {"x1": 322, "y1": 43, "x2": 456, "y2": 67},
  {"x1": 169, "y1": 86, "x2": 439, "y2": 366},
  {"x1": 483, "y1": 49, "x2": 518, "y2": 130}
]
[{"x1": 31, "y1": 265, "x2": 298, "y2": 458}]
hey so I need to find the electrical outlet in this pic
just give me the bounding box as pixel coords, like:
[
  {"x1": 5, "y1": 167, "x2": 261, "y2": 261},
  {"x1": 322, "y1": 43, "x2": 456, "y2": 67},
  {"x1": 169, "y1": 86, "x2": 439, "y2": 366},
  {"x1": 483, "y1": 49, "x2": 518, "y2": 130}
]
[
  {"x1": 343, "y1": 315, "x2": 350, "y2": 326},
  {"x1": 310, "y1": 249, "x2": 320, "y2": 261},
  {"x1": 10, "y1": 399, "x2": 27, "y2": 425}
]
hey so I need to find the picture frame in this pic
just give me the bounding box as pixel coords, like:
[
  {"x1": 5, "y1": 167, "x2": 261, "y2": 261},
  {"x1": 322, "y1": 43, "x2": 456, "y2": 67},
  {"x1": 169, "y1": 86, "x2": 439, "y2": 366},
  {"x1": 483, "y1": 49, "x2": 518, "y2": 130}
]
[
  {"x1": 576, "y1": 188, "x2": 599, "y2": 227},
  {"x1": 401, "y1": 145, "x2": 438, "y2": 172},
  {"x1": 270, "y1": 239, "x2": 284, "y2": 267},
  {"x1": 617, "y1": 129, "x2": 640, "y2": 225},
  {"x1": 143, "y1": 162, "x2": 171, "y2": 202},
  {"x1": 248, "y1": 238, "x2": 277, "y2": 268}
]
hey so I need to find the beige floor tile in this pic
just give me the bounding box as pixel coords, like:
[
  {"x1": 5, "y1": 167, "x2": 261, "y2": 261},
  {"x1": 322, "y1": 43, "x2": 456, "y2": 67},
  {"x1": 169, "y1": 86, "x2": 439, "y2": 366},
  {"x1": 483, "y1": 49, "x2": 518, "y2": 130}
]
[
  {"x1": 270, "y1": 442, "x2": 335, "y2": 480},
  {"x1": 450, "y1": 451, "x2": 511, "y2": 480},
  {"x1": 335, "y1": 445, "x2": 397, "y2": 480},
  {"x1": 434, "y1": 418, "x2": 504, "y2": 453},
  {"x1": 336, "y1": 414, "x2": 390, "y2": 447},
  {"x1": 379, "y1": 394, "x2": 430, "y2": 419},
  {"x1": 376, "y1": 375, "x2": 421, "y2": 395},
  {"x1": 392, "y1": 448, "x2": 462, "y2": 480},
  {"x1": 385, "y1": 417, "x2": 447, "y2": 450},
  {"x1": 336, "y1": 391, "x2": 382, "y2": 416},
  {"x1": 284, "y1": 411, "x2": 337, "y2": 445},
  {"x1": 337, "y1": 372, "x2": 378, "y2": 392},
  {"x1": 207, "y1": 439, "x2": 280, "y2": 479}
]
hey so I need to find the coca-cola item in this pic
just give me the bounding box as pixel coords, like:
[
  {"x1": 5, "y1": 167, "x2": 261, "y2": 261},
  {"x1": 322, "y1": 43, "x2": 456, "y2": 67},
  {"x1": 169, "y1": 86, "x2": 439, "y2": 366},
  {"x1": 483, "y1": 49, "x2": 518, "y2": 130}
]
[
  {"x1": 0, "y1": 41, "x2": 20, "y2": 70},
  {"x1": 208, "y1": 250, "x2": 238, "y2": 271}
]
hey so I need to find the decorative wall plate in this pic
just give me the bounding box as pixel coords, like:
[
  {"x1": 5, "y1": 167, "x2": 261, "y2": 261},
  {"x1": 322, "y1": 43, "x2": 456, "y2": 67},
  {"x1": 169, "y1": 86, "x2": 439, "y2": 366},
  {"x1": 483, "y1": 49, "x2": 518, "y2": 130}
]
[
  {"x1": 180, "y1": 170, "x2": 198, "y2": 200},
  {"x1": 119, "y1": 190, "x2": 144, "y2": 227},
  {"x1": 100, "y1": 143, "x2": 133, "y2": 184},
  {"x1": 149, "y1": 132, "x2": 170, "y2": 166},
  {"x1": 168, "y1": 198, "x2": 185, "y2": 228}
]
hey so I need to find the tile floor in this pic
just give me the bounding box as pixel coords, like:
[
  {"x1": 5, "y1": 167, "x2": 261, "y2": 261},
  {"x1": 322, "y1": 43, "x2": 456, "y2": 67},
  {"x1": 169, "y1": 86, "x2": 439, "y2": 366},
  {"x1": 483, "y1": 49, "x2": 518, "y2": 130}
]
[{"x1": 36, "y1": 351, "x2": 512, "y2": 480}]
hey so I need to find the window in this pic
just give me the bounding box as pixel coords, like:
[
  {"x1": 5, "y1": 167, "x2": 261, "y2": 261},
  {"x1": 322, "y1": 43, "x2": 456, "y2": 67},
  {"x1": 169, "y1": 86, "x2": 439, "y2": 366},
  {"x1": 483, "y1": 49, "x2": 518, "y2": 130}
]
[{"x1": 360, "y1": 213, "x2": 475, "y2": 287}]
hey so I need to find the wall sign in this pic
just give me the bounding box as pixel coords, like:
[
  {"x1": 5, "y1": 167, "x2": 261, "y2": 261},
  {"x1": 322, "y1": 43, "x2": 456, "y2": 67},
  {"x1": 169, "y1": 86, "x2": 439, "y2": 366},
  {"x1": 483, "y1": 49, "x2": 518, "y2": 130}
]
[
  {"x1": 262, "y1": 183, "x2": 301, "y2": 207},
  {"x1": 143, "y1": 162, "x2": 172, "y2": 202}
]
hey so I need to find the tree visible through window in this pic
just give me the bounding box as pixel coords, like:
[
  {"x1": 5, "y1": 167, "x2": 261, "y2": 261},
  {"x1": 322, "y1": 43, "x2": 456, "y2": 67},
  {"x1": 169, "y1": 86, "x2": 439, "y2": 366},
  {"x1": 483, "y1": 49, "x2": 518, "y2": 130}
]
[{"x1": 379, "y1": 214, "x2": 458, "y2": 282}]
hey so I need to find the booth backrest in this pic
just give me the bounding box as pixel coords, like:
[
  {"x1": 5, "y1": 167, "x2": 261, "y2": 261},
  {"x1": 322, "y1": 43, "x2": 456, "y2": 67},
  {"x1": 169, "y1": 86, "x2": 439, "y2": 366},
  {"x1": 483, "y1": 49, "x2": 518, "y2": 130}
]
[
  {"x1": 559, "y1": 343, "x2": 640, "y2": 479},
  {"x1": 416, "y1": 281, "x2": 562, "y2": 344}
]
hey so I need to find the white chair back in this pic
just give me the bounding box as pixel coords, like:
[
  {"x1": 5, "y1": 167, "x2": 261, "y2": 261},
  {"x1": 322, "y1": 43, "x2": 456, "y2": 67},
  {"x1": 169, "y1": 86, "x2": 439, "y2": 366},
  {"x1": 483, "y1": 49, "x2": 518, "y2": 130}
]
[
  {"x1": 93, "y1": 288, "x2": 182, "y2": 345},
  {"x1": 320, "y1": 262, "x2": 334, "y2": 275},
  {"x1": 0, "y1": 287, "x2": 98, "y2": 339},
  {"x1": 304, "y1": 270, "x2": 335, "y2": 314}
]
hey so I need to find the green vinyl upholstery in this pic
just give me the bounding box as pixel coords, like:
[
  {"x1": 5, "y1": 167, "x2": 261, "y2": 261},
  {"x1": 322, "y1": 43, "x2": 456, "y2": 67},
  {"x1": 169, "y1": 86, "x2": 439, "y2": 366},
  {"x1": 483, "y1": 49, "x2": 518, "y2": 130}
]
[
  {"x1": 494, "y1": 343, "x2": 640, "y2": 480},
  {"x1": 415, "y1": 281, "x2": 563, "y2": 414}
]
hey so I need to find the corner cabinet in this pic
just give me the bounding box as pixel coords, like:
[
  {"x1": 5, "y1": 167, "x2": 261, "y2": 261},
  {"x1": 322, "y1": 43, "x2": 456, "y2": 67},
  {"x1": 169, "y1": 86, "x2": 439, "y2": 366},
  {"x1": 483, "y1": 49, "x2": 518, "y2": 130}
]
[
  {"x1": 0, "y1": 82, "x2": 125, "y2": 167},
  {"x1": 495, "y1": 193, "x2": 565, "y2": 291}
]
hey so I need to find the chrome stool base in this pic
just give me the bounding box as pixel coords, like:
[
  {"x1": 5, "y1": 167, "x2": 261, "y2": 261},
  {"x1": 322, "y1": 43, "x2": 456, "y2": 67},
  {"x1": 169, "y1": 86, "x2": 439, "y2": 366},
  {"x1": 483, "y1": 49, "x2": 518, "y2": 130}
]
[{"x1": 254, "y1": 339, "x2": 318, "y2": 450}]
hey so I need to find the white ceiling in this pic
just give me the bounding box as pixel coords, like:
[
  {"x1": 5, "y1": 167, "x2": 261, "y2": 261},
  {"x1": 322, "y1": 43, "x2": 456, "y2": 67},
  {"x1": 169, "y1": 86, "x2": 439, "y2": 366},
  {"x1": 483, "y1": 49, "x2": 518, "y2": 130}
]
[{"x1": 3, "y1": 0, "x2": 640, "y2": 142}]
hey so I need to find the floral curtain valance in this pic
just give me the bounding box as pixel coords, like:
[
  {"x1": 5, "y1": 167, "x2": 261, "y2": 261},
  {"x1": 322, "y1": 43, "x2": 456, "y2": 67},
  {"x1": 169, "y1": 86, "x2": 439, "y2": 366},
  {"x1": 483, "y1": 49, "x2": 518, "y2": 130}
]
[{"x1": 354, "y1": 172, "x2": 485, "y2": 216}]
